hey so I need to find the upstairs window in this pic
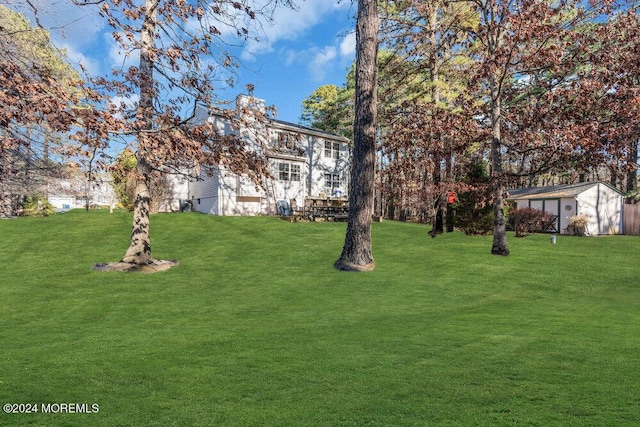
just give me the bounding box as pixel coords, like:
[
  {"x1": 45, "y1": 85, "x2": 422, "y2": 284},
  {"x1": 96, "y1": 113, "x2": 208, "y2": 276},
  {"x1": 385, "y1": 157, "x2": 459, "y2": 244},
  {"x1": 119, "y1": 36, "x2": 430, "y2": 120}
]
[
  {"x1": 324, "y1": 141, "x2": 341, "y2": 159},
  {"x1": 274, "y1": 131, "x2": 304, "y2": 156}
]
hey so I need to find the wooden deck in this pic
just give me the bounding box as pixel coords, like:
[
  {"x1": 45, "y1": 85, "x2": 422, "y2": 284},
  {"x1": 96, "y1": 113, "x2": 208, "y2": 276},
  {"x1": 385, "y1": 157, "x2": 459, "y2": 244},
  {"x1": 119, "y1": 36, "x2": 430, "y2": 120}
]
[{"x1": 281, "y1": 196, "x2": 349, "y2": 222}]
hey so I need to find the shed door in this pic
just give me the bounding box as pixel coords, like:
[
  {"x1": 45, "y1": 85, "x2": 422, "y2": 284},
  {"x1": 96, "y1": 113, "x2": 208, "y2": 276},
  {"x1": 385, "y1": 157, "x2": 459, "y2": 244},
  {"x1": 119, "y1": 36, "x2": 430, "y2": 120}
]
[
  {"x1": 544, "y1": 200, "x2": 560, "y2": 233},
  {"x1": 528, "y1": 199, "x2": 559, "y2": 232}
]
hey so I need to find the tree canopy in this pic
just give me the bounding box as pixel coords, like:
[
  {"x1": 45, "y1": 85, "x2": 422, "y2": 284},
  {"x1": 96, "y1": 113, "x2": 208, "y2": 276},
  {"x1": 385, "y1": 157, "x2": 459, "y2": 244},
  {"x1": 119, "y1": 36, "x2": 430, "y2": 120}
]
[
  {"x1": 0, "y1": 5, "x2": 100, "y2": 217},
  {"x1": 74, "y1": 0, "x2": 297, "y2": 270},
  {"x1": 304, "y1": 0, "x2": 639, "y2": 255}
]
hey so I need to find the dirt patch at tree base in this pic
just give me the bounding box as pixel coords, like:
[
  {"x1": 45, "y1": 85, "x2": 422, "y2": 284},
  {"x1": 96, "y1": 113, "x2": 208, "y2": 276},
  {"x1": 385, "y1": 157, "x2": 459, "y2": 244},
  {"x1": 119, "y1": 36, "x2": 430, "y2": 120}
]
[
  {"x1": 92, "y1": 259, "x2": 178, "y2": 273},
  {"x1": 334, "y1": 260, "x2": 375, "y2": 272}
]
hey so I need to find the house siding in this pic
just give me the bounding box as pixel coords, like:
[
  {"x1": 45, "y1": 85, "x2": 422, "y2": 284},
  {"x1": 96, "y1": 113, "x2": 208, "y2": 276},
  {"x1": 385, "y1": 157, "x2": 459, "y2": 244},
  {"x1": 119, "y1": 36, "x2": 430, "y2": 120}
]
[
  {"x1": 187, "y1": 96, "x2": 350, "y2": 216},
  {"x1": 270, "y1": 156, "x2": 308, "y2": 207},
  {"x1": 190, "y1": 169, "x2": 220, "y2": 215},
  {"x1": 47, "y1": 175, "x2": 115, "y2": 211}
]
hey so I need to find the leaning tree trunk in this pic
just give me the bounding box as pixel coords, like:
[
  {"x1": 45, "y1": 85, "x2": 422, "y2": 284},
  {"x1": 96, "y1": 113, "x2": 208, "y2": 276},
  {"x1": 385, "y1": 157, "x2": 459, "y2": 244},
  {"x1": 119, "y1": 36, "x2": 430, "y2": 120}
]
[
  {"x1": 489, "y1": 74, "x2": 509, "y2": 256},
  {"x1": 335, "y1": 0, "x2": 378, "y2": 272},
  {"x1": 121, "y1": 0, "x2": 157, "y2": 265}
]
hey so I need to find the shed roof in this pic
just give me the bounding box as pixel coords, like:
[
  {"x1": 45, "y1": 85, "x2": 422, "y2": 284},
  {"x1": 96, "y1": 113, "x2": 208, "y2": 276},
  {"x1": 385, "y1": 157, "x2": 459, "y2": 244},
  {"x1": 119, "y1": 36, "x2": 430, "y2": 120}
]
[{"x1": 506, "y1": 182, "x2": 622, "y2": 200}]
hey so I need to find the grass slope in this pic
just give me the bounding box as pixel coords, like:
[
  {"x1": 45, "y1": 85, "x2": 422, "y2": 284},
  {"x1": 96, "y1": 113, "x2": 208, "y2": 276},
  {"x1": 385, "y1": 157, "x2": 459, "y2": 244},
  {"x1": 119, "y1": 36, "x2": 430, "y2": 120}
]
[{"x1": 0, "y1": 210, "x2": 639, "y2": 426}]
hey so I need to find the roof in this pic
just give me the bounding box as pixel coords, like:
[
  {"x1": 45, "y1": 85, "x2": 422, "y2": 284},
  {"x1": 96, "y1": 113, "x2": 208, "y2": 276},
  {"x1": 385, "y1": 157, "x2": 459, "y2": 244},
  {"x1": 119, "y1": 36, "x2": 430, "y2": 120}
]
[
  {"x1": 198, "y1": 99, "x2": 350, "y2": 144},
  {"x1": 270, "y1": 118, "x2": 350, "y2": 143},
  {"x1": 506, "y1": 182, "x2": 623, "y2": 200}
]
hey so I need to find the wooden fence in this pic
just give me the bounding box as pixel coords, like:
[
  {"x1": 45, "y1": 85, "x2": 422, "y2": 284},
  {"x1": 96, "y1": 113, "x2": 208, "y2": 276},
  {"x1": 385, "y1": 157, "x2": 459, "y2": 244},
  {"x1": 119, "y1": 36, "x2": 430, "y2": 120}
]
[{"x1": 623, "y1": 204, "x2": 640, "y2": 236}]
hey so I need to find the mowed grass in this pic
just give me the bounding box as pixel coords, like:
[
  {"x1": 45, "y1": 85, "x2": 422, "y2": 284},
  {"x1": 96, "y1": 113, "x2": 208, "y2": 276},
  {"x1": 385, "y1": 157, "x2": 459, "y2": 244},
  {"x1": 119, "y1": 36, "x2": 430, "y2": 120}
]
[{"x1": 0, "y1": 210, "x2": 639, "y2": 426}]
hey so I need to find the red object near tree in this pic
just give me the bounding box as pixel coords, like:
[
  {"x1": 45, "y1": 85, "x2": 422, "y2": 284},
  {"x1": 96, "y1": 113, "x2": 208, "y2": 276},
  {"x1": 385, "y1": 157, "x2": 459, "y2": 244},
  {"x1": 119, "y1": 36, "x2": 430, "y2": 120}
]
[{"x1": 447, "y1": 191, "x2": 457, "y2": 204}]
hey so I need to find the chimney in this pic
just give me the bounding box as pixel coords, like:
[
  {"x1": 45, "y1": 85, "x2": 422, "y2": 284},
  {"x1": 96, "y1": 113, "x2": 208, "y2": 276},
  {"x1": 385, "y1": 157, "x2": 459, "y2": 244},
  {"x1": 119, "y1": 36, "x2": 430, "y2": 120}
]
[{"x1": 236, "y1": 92, "x2": 266, "y2": 114}]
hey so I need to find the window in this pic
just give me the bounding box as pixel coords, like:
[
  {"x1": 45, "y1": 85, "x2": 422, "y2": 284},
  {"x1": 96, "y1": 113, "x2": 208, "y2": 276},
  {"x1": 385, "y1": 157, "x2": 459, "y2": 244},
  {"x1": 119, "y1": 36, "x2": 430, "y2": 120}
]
[
  {"x1": 277, "y1": 162, "x2": 301, "y2": 182},
  {"x1": 278, "y1": 163, "x2": 289, "y2": 181},
  {"x1": 325, "y1": 173, "x2": 341, "y2": 194},
  {"x1": 274, "y1": 131, "x2": 304, "y2": 156},
  {"x1": 324, "y1": 141, "x2": 341, "y2": 159},
  {"x1": 290, "y1": 164, "x2": 301, "y2": 182}
]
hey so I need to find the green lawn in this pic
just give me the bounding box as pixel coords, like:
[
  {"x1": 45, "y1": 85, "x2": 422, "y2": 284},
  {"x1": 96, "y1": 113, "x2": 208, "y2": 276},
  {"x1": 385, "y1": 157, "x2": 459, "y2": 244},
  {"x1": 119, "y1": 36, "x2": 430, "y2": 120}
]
[{"x1": 1, "y1": 210, "x2": 639, "y2": 426}]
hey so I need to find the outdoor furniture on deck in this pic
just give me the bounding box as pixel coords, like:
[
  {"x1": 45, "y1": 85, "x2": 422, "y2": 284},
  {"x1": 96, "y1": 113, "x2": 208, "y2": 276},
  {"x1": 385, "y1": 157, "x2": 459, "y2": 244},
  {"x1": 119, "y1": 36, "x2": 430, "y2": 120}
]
[{"x1": 304, "y1": 196, "x2": 348, "y2": 221}]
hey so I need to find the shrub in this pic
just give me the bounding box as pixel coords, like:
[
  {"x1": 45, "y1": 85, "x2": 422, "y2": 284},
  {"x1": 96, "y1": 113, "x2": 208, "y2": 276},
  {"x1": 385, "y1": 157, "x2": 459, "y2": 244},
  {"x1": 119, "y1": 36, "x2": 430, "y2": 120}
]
[
  {"x1": 22, "y1": 196, "x2": 56, "y2": 217},
  {"x1": 456, "y1": 202, "x2": 494, "y2": 235},
  {"x1": 110, "y1": 148, "x2": 177, "y2": 213},
  {"x1": 508, "y1": 207, "x2": 557, "y2": 237},
  {"x1": 567, "y1": 214, "x2": 588, "y2": 236},
  {"x1": 110, "y1": 149, "x2": 137, "y2": 212},
  {"x1": 454, "y1": 161, "x2": 494, "y2": 235},
  {"x1": 453, "y1": 188, "x2": 494, "y2": 235},
  {"x1": 625, "y1": 188, "x2": 639, "y2": 204}
]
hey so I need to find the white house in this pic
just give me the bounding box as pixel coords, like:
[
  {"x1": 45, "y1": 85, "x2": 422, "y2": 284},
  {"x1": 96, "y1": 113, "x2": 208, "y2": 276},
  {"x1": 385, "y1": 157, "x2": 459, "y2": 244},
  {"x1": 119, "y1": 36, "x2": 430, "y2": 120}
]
[
  {"x1": 507, "y1": 181, "x2": 625, "y2": 235},
  {"x1": 186, "y1": 95, "x2": 350, "y2": 216},
  {"x1": 48, "y1": 173, "x2": 116, "y2": 211}
]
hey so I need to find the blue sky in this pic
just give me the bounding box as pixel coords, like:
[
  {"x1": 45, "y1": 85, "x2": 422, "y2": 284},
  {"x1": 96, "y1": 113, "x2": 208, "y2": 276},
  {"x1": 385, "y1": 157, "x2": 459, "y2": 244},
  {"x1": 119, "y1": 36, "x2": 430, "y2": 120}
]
[
  {"x1": 8, "y1": 0, "x2": 357, "y2": 124},
  {"x1": 232, "y1": 1, "x2": 357, "y2": 122}
]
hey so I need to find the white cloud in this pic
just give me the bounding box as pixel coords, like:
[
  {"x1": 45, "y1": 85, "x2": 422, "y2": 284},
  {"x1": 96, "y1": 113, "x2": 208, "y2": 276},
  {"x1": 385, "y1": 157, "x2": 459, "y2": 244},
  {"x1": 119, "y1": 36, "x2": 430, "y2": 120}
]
[
  {"x1": 7, "y1": 0, "x2": 105, "y2": 45},
  {"x1": 242, "y1": 0, "x2": 351, "y2": 60},
  {"x1": 108, "y1": 94, "x2": 139, "y2": 118},
  {"x1": 283, "y1": 49, "x2": 298, "y2": 67},
  {"x1": 309, "y1": 46, "x2": 337, "y2": 82},
  {"x1": 59, "y1": 43, "x2": 100, "y2": 76},
  {"x1": 107, "y1": 32, "x2": 139, "y2": 74},
  {"x1": 274, "y1": 27, "x2": 355, "y2": 83},
  {"x1": 339, "y1": 31, "x2": 356, "y2": 57},
  {"x1": 282, "y1": 28, "x2": 355, "y2": 84}
]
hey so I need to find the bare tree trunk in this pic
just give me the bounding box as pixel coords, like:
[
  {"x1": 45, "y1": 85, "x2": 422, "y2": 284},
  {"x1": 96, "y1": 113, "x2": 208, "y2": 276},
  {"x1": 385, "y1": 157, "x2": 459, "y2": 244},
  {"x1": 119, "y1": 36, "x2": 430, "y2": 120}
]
[
  {"x1": 428, "y1": 5, "x2": 447, "y2": 234},
  {"x1": 121, "y1": 154, "x2": 153, "y2": 264},
  {"x1": 627, "y1": 138, "x2": 638, "y2": 196},
  {"x1": 490, "y1": 73, "x2": 509, "y2": 256},
  {"x1": 0, "y1": 149, "x2": 9, "y2": 217},
  {"x1": 335, "y1": 0, "x2": 378, "y2": 272},
  {"x1": 0, "y1": 183, "x2": 13, "y2": 218},
  {"x1": 491, "y1": 179, "x2": 509, "y2": 255},
  {"x1": 121, "y1": 0, "x2": 157, "y2": 265}
]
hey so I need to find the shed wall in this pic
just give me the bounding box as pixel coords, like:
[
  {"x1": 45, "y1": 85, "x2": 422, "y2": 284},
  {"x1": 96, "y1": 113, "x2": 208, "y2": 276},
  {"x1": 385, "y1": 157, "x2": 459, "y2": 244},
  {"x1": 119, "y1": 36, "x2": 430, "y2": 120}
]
[
  {"x1": 516, "y1": 198, "x2": 563, "y2": 232},
  {"x1": 558, "y1": 198, "x2": 577, "y2": 233},
  {"x1": 576, "y1": 183, "x2": 623, "y2": 235}
]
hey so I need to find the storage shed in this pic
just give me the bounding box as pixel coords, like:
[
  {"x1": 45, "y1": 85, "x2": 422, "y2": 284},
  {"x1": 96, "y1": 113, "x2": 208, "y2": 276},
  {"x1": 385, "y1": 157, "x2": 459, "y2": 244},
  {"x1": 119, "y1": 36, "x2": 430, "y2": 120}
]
[{"x1": 506, "y1": 182, "x2": 625, "y2": 235}]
